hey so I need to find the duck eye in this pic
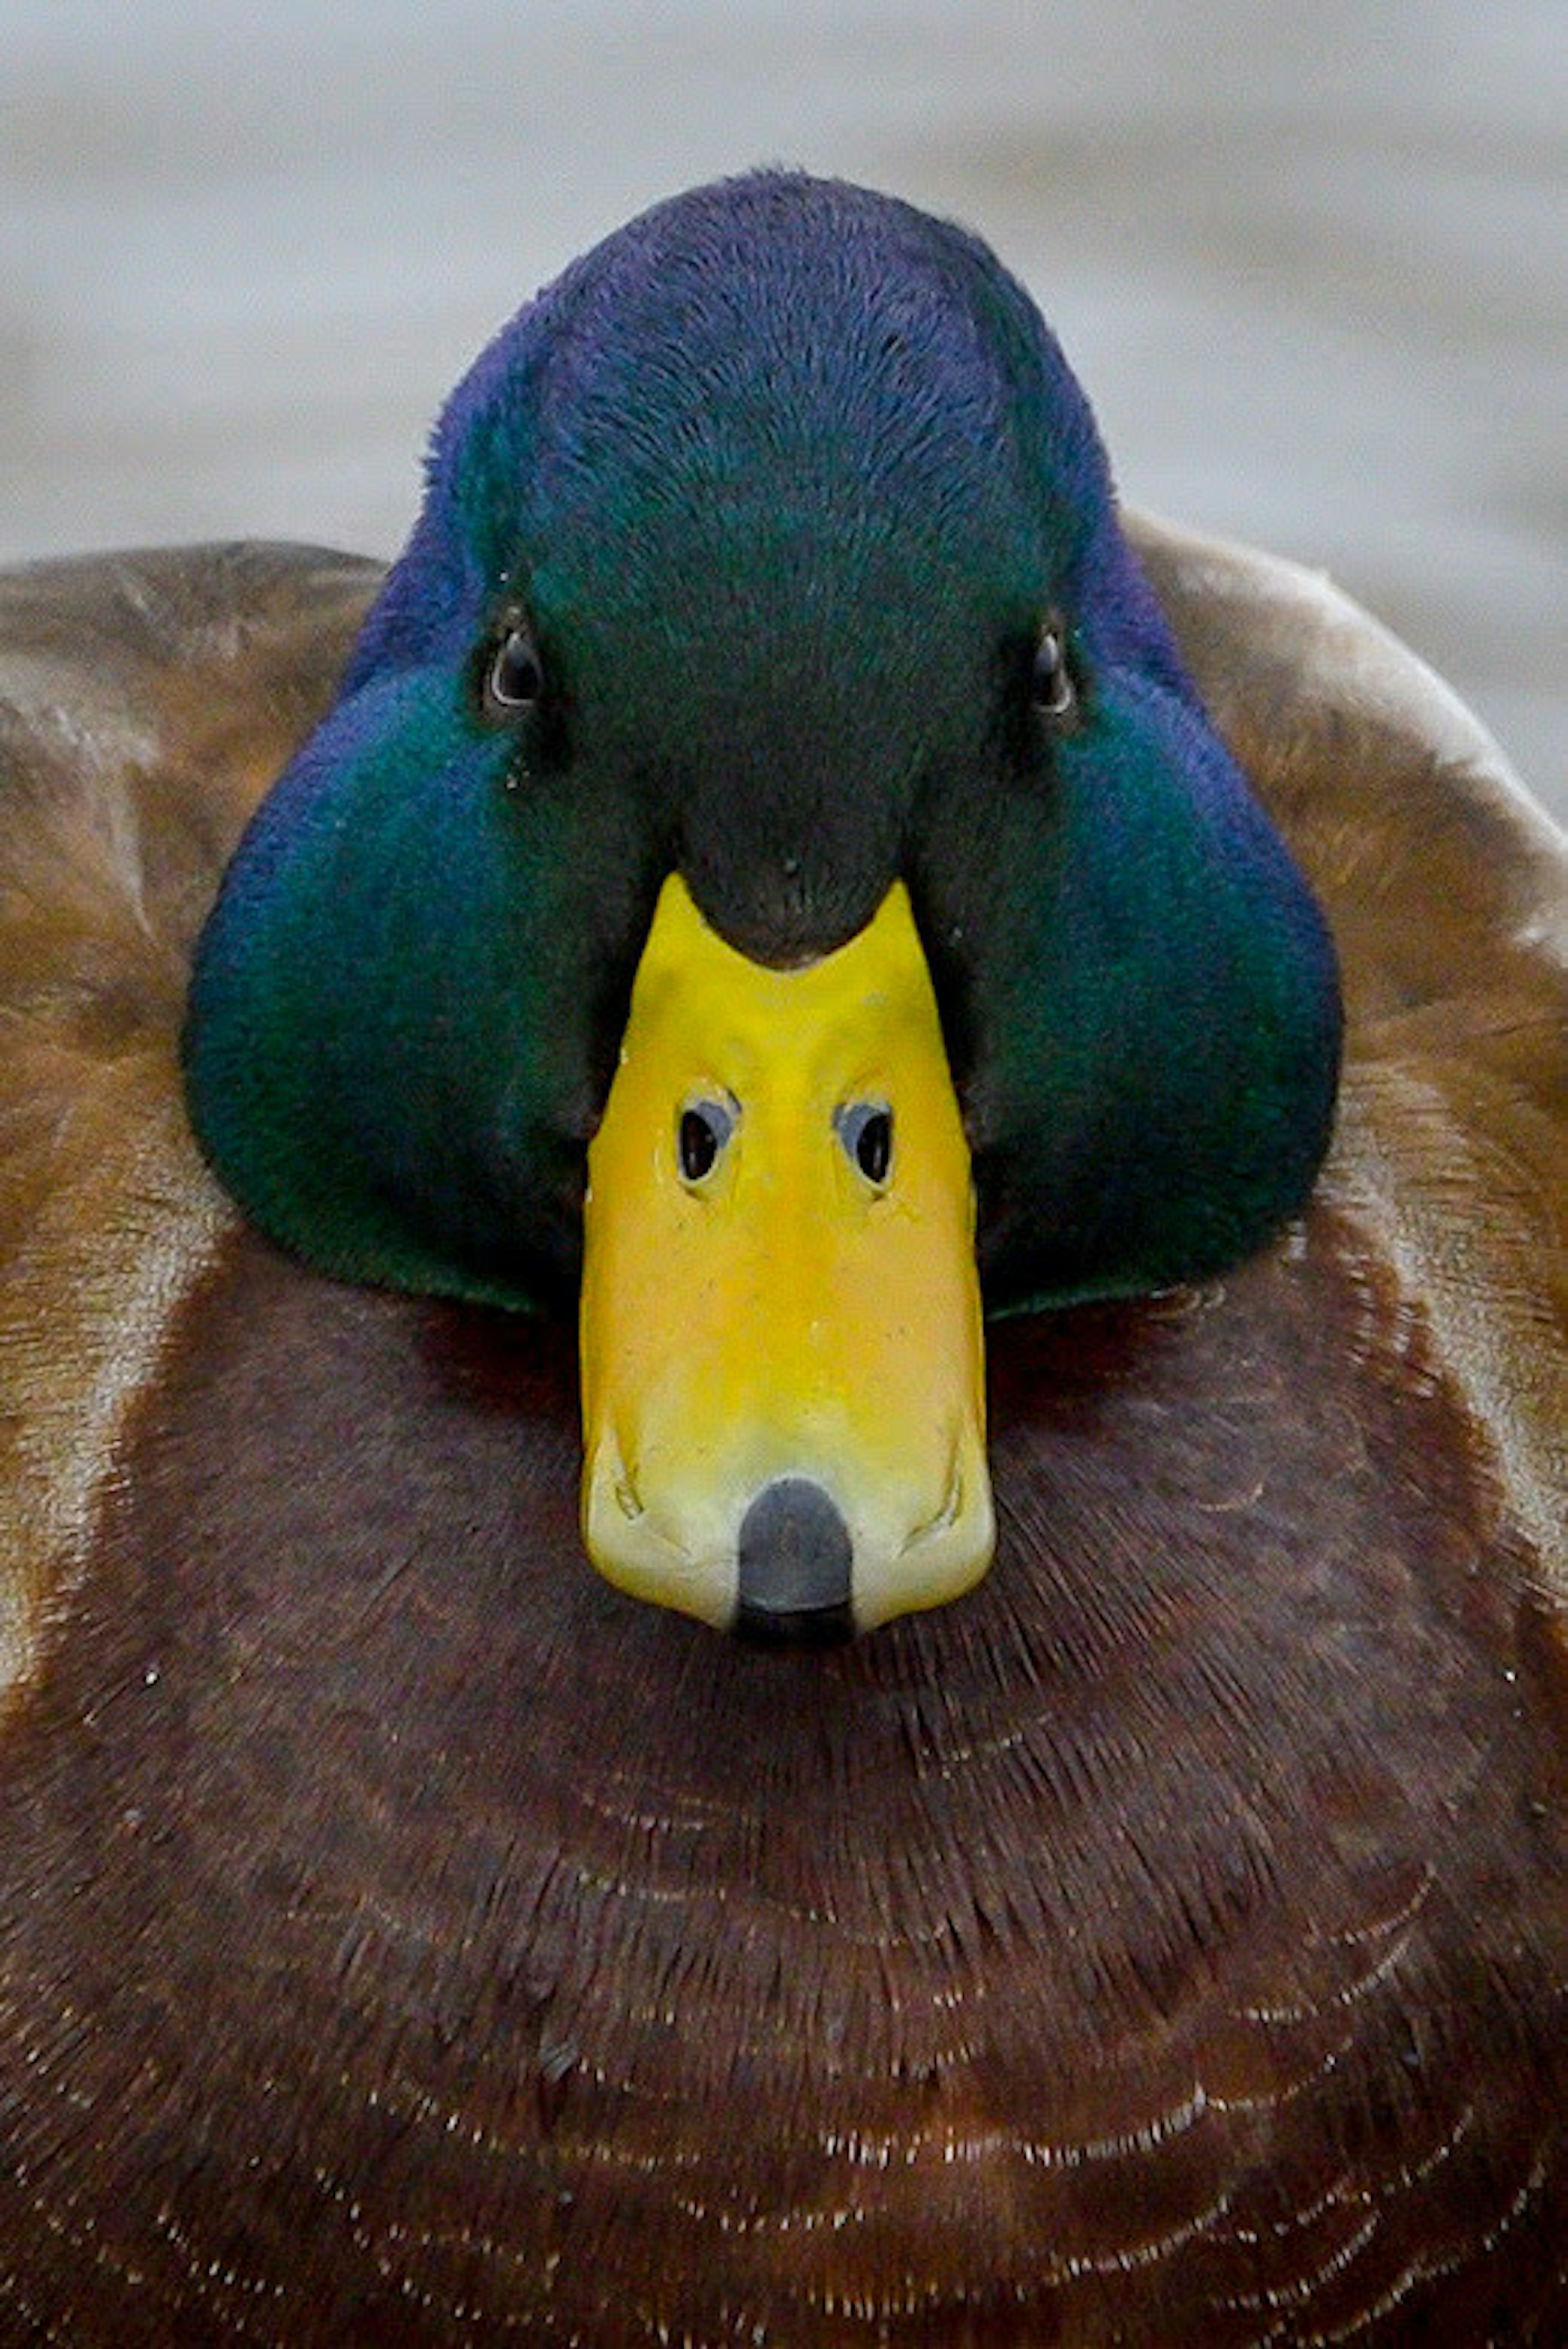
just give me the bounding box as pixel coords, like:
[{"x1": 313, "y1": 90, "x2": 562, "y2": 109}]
[
  {"x1": 1031, "y1": 617, "x2": 1076, "y2": 721},
  {"x1": 678, "y1": 1097, "x2": 736, "y2": 1185},
  {"x1": 486, "y1": 622, "x2": 543, "y2": 712},
  {"x1": 835, "y1": 1101, "x2": 893, "y2": 1186}
]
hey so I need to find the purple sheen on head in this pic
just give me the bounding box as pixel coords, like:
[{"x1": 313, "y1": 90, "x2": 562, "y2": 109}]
[{"x1": 342, "y1": 172, "x2": 1184, "y2": 709}]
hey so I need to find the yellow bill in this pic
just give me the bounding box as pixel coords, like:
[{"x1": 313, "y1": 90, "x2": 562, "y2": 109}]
[{"x1": 580, "y1": 872, "x2": 993, "y2": 1641}]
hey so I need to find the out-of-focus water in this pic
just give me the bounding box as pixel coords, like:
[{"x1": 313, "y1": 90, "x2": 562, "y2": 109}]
[{"x1": 0, "y1": 0, "x2": 1561, "y2": 808}]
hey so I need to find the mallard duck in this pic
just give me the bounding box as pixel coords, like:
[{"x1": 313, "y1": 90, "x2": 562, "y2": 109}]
[{"x1": 0, "y1": 172, "x2": 1561, "y2": 2345}]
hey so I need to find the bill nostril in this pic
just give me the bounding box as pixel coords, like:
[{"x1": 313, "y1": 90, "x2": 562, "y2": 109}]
[
  {"x1": 734, "y1": 1477, "x2": 854, "y2": 1646},
  {"x1": 677, "y1": 1093, "x2": 737, "y2": 1185}
]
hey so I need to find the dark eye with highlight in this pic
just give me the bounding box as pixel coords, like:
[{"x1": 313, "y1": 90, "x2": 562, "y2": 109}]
[
  {"x1": 486, "y1": 621, "x2": 544, "y2": 712},
  {"x1": 1031, "y1": 615, "x2": 1077, "y2": 723}
]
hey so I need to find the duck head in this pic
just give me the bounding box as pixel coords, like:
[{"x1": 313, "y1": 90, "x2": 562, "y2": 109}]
[{"x1": 185, "y1": 171, "x2": 1341, "y2": 1641}]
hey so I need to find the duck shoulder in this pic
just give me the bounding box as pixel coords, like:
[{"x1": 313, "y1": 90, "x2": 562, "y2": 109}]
[
  {"x1": 1129, "y1": 509, "x2": 1567, "y2": 1596},
  {"x1": 0, "y1": 543, "x2": 380, "y2": 1696}
]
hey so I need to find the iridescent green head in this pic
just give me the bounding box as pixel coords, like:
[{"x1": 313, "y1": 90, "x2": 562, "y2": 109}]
[{"x1": 186, "y1": 171, "x2": 1340, "y2": 1636}]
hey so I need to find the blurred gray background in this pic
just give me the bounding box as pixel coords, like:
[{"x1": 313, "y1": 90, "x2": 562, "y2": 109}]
[{"x1": 1, "y1": 0, "x2": 1561, "y2": 811}]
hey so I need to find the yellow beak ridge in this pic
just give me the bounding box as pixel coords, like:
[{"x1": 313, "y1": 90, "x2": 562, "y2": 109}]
[{"x1": 579, "y1": 873, "x2": 994, "y2": 1640}]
